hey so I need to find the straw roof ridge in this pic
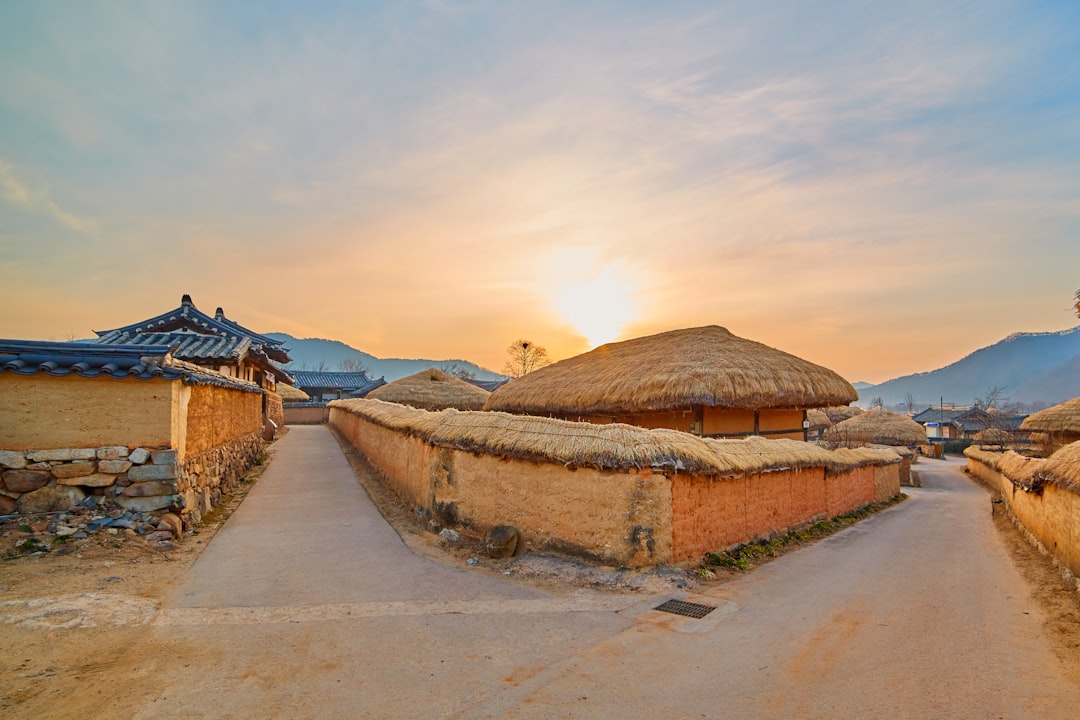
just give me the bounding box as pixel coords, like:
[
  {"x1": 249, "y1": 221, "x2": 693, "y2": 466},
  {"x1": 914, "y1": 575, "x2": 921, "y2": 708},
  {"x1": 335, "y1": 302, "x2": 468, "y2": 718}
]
[
  {"x1": 484, "y1": 326, "x2": 857, "y2": 416},
  {"x1": 331, "y1": 398, "x2": 898, "y2": 477},
  {"x1": 1020, "y1": 397, "x2": 1080, "y2": 434},
  {"x1": 824, "y1": 407, "x2": 927, "y2": 446},
  {"x1": 366, "y1": 367, "x2": 490, "y2": 411}
]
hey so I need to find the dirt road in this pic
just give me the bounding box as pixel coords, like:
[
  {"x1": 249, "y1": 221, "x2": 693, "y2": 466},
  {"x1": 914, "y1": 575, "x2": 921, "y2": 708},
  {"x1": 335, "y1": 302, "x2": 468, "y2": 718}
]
[{"x1": 3, "y1": 433, "x2": 1078, "y2": 719}]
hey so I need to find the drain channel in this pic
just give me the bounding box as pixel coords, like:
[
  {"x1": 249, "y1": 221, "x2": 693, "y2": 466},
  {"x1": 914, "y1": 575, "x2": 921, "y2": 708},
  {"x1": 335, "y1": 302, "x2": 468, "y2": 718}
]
[{"x1": 654, "y1": 599, "x2": 716, "y2": 619}]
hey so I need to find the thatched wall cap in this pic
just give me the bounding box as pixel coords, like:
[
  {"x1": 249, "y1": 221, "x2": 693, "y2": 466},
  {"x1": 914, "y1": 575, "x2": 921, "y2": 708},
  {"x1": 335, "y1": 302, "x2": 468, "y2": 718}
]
[
  {"x1": 483, "y1": 325, "x2": 856, "y2": 416},
  {"x1": 331, "y1": 398, "x2": 898, "y2": 477}
]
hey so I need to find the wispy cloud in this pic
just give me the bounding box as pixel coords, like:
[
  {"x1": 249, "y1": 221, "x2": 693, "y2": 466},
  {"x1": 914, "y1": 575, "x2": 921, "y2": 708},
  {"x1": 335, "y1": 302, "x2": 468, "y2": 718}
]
[{"x1": 0, "y1": 159, "x2": 98, "y2": 235}]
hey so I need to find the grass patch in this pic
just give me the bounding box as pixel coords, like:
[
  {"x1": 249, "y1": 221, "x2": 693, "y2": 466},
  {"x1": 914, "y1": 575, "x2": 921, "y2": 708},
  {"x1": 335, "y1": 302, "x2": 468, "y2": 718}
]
[{"x1": 701, "y1": 494, "x2": 907, "y2": 572}]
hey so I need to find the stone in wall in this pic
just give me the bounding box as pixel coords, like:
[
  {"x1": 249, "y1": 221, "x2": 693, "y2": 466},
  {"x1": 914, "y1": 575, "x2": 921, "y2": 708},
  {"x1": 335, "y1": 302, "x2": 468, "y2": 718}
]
[
  {"x1": 18, "y1": 485, "x2": 86, "y2": 513},
  {"x1": 0, "y1": 450, "x2": 27, "y2": 469},
  {"x1": 27, "y1": 448, "x2": 96, "y2": 462},
  {"x1": 129, "y1": 463, "x2": 178, "y2": 481},
  {"x1": 97, "y1": 446, "x2": 129, "y2": 460},
  {"x1": 177, "y1": 431, "x2": 263, "y2": 527},
  {"x1": 129, "y1": 448, "x2": 151, "y2": 464},
  {"x1": 3, "y1": 469, "x2": 51, "y2": 493},
  {"x1": 57, "y1": 473, "x2": 117, "y2": 488},
  {"x1": 98, "y1": 459, "x2": 132, "y2": 474},
  {"x1": 51, "y1": 462, "x2": 96, "y2": 479}
]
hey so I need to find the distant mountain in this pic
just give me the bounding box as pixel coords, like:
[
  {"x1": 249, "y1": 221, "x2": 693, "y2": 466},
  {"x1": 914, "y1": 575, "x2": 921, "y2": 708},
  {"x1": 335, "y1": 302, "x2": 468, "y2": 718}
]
[
  {"x1": 851, "y1": 381, "x2": 874, "y2": 391},
  {"x1": 267, "y1": 333, "x2": 505, "y2": 383},
  {"x1": 857, "y1": 327, "x2": 1080, "y2": 407}
]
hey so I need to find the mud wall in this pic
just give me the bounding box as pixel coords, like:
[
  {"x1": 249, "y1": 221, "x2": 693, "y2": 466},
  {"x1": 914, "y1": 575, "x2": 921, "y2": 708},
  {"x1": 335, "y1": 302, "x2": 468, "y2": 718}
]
[
  {"x1": 331, "y1": 405, "x2": 899, "y2": 567},
  {"x1": 284, "y1": 405, "x2": 330, "y2": 425},
  {"x1": 184, "y1": 384, "x2": 264, "y2": 457},
  {"x1": 966, "y1": 456, "x2": 1080, "y2": 580},
  {"x1": 0, "y1": 374, "x2": 174, "y2": 450},
  {"x1": 669, "y1": 463, "x2": 896, "y2": 565}
]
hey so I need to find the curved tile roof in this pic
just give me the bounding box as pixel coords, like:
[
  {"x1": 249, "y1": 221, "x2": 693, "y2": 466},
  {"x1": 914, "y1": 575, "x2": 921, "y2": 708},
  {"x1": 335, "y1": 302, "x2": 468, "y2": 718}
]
[{"x1": 0, "y1": 339, "x2": 263, "y2": 393}]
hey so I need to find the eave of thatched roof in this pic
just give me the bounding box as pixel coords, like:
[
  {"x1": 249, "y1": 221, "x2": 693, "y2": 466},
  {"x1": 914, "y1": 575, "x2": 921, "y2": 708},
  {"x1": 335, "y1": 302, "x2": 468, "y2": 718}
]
[
  {"x1": 366, "y1": 368, "x2": 490, "y2": 411},
  {"x1": 1020, "y1": 397, "x2": 1080, "y2": 434},
  {"x1": 331, "y1": 398, "x2": 898, "y2": 478},
  {"x1": 483, "y1": 326, "x2": 856, "y2": 416},
  {"x1": 824, "y1": 408, "x2": 927, "y2": 446}
]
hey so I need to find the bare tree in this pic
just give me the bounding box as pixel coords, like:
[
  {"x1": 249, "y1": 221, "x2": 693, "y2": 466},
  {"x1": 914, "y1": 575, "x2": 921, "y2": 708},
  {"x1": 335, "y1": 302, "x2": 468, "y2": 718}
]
[
  {"x1": 904, "y1": 392, "x2": 916, "y2": 416},
  {"x1": 439, "y1": 362, "x2": 476, "y2": 381},
  {"x1": 338, "y1": 356, "x2": 370, "y2": 374},
  {"x1": 503, "y1": 339, "x2": 550, "y2": 378},
  {"x1": 870, "y1": 396, "x2": 885, "y2": 409}
]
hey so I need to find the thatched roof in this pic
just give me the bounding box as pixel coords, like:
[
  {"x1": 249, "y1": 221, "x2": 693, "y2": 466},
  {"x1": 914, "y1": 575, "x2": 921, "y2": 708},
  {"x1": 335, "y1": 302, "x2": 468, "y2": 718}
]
[
  {"x1": 825, "y1": 405, "x2": 864, "y2": 423},
  {"x1": 277, "y1": 383, "x2": 311, "y2": 401},
  {"x1": 366, "y1": 368, "x2": 490, "y2": 411},
  {"x1": 825, "y1": 408, "x2": 927, "y2": 446},
  {"x1": 806, "y1": 409, "x2": 832, "y2": 432},
  {"x1": 1041, "y1": 441, "x2": 1080, "y2": 493},
  {"x1": 331, "y1": 398, "x2": 898, "y2": 478},
  {"x1": 483, "y1": 326, "x2": 856, "y2": 416},
  {"x1": 1020, "y1": 397, "x2": 1080, "y2": 434}
]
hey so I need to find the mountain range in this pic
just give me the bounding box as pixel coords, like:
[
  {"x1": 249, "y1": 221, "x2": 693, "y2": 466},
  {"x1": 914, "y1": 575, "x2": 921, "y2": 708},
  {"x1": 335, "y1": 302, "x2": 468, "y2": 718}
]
[
  {"x1": 856, "y1": 327, "x2": 1080, "y2": 408},
  {"x1": 267, "y1": 333, "x2": 504, "y2": 383}
]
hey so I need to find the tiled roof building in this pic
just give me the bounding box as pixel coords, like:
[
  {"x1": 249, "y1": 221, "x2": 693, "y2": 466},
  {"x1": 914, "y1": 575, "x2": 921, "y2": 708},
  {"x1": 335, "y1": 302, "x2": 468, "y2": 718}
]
[{"x1": 94, "y1": 294, "x2": 291, "y2": 391}]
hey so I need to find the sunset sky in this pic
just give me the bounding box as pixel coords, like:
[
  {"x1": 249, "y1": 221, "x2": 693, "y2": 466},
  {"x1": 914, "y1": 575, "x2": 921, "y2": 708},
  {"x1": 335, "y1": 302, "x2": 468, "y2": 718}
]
[{"x1": 2, "y1": 1, "x2": 1078, "y2": 384}]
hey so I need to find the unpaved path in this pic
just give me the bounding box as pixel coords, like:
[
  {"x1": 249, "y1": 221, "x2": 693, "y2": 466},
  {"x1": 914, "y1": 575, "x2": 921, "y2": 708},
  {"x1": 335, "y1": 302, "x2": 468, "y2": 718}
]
[{"x1": 3, "y1": 435, "x2": 1078, "y2": 719}]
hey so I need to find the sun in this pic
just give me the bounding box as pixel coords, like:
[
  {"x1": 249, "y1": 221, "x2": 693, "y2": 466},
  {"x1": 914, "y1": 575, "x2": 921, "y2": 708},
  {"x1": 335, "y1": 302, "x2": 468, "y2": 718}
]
[{"x1": 552, "y1": 257, "x2": 639, "y2": 348}]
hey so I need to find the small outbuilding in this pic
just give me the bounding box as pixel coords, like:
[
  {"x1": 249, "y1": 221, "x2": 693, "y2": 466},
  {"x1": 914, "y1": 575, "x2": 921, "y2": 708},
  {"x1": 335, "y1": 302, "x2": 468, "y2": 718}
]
[
  {"x1": 483, "y1": 326, "x2": 857, "y2": 440},
  {"x1": 1020, "y1": 397, "x2": 1080, "y2": 455},
  {"x1": 367, "y1": 368, "x2": 491, "y2": 411}
]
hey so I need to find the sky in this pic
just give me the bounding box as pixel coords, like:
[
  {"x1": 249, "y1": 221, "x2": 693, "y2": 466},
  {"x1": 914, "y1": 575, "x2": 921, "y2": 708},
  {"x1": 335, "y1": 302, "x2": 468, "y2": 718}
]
[{"x1": 2, "y1": 0, "x2": 1079, "y2": 384}]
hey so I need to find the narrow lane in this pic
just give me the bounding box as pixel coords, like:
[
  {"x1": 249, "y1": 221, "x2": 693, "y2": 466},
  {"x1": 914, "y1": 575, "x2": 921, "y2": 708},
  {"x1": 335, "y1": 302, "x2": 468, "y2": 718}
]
[{"x1": 470, "y1": 456, "x2": 1080, "y2": 719}]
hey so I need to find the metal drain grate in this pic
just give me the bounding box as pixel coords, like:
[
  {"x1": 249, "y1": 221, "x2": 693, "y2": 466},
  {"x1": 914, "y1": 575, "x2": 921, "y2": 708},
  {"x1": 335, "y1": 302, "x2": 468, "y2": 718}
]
[{"x1": 654, "y1": 599, "x2": 716, "y2": 619}]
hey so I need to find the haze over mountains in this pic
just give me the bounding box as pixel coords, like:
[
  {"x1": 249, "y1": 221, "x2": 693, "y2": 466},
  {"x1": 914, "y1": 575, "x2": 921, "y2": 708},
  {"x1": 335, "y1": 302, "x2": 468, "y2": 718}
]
[
  {"x1": 856, "y1": 327, "x2": 1080, "y2": 408},
  {"x1": 268, "y1": 333, "x2": 504, "y2": 383}
]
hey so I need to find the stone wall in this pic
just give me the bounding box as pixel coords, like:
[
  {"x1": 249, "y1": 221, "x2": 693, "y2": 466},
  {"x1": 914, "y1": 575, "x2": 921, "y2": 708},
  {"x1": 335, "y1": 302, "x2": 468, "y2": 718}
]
[
  {"x1": 0, "y1": 445, "x2": 177, "y2": 515},
  {"x1": 0, "y1": 432, "x2": 264, "y2": 529},
  {"x1": 177, "y1": 431, "x2": 264, "y2": 527},
  {"x1": 331, "y1": 405, "x2": 900, "y2": 567}
]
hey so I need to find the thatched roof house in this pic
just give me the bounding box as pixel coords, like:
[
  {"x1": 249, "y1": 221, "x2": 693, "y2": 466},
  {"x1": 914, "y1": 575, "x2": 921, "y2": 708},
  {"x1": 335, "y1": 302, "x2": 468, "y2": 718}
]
[
  {"x1": 483, "y1": 326, "x2": 857, "y2": 440},
  {"x1": 825, "y1": 405, "x2": 864, "y2": 423},
  {"x1": 1020, "y1": 397, "x2": 1080, "y2": 453},
  {"x1": 367, "y1": 368, "x2": 490, "y2": 411},
  {"x1": 277, "y1": 383, "x2": 311, "y2": 402},
  {"x1": 825, "y1": 408, "x2": 928, "y2": 447}
]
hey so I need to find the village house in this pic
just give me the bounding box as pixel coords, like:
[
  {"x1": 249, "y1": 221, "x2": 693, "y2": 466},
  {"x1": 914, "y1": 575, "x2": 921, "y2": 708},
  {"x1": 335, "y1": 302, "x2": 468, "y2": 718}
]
[
  {"x1": 483, "y1": 326, "x2": 858, "y2": 440},
  {"x1": 93, "y1": 294, "x2": 292, "y2": 427}
]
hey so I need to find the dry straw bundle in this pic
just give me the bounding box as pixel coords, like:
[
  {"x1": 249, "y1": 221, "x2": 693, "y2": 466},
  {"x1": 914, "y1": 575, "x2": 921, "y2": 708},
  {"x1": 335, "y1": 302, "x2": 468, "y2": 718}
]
[
  {"x1": 1020, "y1": 397, "x2": 1080, "y2": 434},
  {"x1": 483, "y1": 326, "x2": 857, "y2": 416},
  {"x1": 824, "y1": 408, "x2": 927, "y2": 447},
  {"x1": 367, "y1": 368, "x2": 490, "y2": 411},
  {"x1": 332, "y1": 398, "x2": 898, "y2": 478}
]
